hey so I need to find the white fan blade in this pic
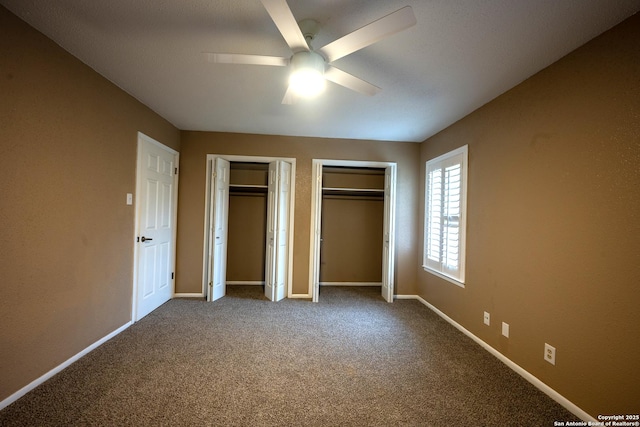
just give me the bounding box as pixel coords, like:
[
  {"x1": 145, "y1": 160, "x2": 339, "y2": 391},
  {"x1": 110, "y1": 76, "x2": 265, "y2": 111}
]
[
  {"x1": 324, "y1": 66, "x2": 381, "y2": 96},
  {"x1": 204, "y1": 53, "x2": 289, "y2": 66},
  {"x1": 318, "y1": 6, "x2": 416, "y2": 63},
  {"x1": 261, "y1": 0, "x2": 309, "y2": 53},
  {"x1": 281, "y1": 85, "x2": 298, "y2": 104}
]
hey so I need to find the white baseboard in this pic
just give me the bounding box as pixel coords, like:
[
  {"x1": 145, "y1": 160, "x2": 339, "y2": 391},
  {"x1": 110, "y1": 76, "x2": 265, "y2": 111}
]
[
  {"x1": 319, "y1": 282, "x2": 382, "y2": 286},
  {"x1": 173, "y1": 292, "x2": 205, "y2": 298},
  {"x1": 396, "y1": 295, "x2": 595, "y2": 422},
  {"x1": 288, "y1": 293, "x2": 312, "y2": 299},
  {"x1": 0, "y1": 321, "x2": 132, "y2": 411}
]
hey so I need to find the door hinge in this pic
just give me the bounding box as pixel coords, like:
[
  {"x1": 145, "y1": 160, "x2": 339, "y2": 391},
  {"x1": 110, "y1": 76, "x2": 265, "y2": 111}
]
[
  {"x1": 171, "y1": 272, "x2": 174, "y2": 280},
  {"x1": 175, "y1": 167, "x2": 178, "y2": 175}
]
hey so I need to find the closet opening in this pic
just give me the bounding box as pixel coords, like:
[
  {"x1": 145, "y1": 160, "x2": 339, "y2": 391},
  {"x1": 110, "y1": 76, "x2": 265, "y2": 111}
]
[
  {"x1": 227, "y1": 162, "x2": 269, "y2": 290},
  {"x1": 310, "y1": 160, "x2": 397, "y2": 303},
  {"x1": 203, "y1": 155, "x2": 295, "y2": 303},
  {"x1": 320, "y1": 166, "x2": 385, "y2": 292}
]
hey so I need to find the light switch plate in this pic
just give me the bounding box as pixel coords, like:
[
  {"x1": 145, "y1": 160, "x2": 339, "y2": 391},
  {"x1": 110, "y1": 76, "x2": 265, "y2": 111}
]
[{"x1": 126, "y1": 193, "x2": 133, "y2": 205}]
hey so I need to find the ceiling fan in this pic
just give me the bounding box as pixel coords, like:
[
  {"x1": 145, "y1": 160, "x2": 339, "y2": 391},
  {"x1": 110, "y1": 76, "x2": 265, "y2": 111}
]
[{"x1": 205, "y1": 0, "x2": 416, "y2": 104}]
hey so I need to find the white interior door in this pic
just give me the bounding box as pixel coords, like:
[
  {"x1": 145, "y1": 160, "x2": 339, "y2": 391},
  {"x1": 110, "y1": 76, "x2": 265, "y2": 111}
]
[
  {"x1": 208, "y1": 157, "x2": 230, "y2": 301},
  {"x1": 381, "y1": 166, "x2": 396, "y2": 302},
  {"x1": 265, "y1": 161, "x2": 291, "y2": 302},
  {"x1": 134, "y1": 134, "x2": 178, "y2": 321}
]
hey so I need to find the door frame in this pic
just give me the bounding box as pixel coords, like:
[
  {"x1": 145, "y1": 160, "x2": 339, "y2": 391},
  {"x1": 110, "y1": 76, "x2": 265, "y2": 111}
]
[
  {"x1": 132, "y1": 132, "x2": 179, "y2": 321},
  {"x1": 309, "y1": 159, "x2": 397, "y2": 302},
  {"x1": 202, "y1": 154, "x2": 296, "y2": 299}
]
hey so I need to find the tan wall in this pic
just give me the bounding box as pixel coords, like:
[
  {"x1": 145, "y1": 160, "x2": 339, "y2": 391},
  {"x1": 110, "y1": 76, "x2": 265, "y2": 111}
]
[
  {"x1": 175, "y1": 132, "x2": 420, "y2": 296},
  {"x1": 320, "y1": 196, "x2": 384, "y2": 283},
  {"x1": 227, "y1": 192, "x2": 267, "y2": 281},
  {"x1": 418, "y1": 13, "x2": 640, "y2": 417},
  {"x1": 322, "y1": 168, "x2": 385, "y2": 189},
  {"x1": 0, "y1": 6, "x2": 180, "y2": 402}
]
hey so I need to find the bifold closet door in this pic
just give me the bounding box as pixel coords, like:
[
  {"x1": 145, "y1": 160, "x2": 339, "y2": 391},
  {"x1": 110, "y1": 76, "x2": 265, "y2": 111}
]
[
  {"x1": 265, "y1": 160, "x2": 291, "y2": 302},
  {"x1": 208, "y1": 157, "x2": 230, "y2": 302},
  {"x1": 381, "y1": 166, "x2": 395, "y2": 302}
]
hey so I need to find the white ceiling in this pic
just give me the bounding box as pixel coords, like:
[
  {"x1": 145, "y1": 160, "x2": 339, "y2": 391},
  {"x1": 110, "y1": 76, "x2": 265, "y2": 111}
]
[{"x1": 3, "y1": 0, "x2": 639, "y2": 142}]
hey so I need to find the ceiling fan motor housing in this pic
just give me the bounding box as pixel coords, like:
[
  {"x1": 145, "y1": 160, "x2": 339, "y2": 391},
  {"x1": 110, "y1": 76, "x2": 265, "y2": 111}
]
[{"x1": 291, "y1": 51, "x2": 325, "y2": 74}]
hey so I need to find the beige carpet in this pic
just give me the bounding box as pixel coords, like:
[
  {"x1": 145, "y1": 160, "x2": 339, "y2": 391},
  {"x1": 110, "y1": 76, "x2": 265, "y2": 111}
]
[{"x1": 0, "y1": 286, "x2": 580, "y2": 426}]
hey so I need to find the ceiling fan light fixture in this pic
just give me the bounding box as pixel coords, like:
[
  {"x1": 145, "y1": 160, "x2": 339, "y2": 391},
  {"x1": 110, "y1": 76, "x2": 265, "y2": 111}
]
[{"x1": 289, "y1": 51, "x2": 326, "y2": 98}]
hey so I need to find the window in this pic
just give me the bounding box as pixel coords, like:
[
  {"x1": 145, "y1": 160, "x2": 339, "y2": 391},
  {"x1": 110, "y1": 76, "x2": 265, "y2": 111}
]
[{"x1": 423, "y1": 145, "x2": 468, "y2": 286}]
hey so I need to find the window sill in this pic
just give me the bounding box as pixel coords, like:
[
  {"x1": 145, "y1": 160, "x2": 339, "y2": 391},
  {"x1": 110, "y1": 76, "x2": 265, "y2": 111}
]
[{"x1": 422, "y1": 266, "x2": 465, "y2": 288}]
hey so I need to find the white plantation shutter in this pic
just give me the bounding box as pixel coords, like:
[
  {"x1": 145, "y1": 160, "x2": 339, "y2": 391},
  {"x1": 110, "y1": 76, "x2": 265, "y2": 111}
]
[
  {"x1": 426, "y1": 168, "x2": 442, "y2": 263},
  {"x1": 424, "y1": 146, "x2": 468, "y2": 285}
]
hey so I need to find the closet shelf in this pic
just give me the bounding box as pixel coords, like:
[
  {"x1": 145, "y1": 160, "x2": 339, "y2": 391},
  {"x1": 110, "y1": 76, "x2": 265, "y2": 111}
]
[
  {"x1": 230, "y1": 184, "x2": 268, "y2": 194},
  {"x1": 322, "y1": 187, "x2": 384, "y2": 197},
  {"x1": 230, "y1": 184, "x2": 267, "y2": 188},
  {"x1": 322, "y1": 187, "x2": 383, "y2": 192}
]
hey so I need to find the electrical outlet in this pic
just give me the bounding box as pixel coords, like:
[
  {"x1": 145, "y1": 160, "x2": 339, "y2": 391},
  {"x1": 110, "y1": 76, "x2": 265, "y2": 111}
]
[
  {"x1": 483, "y1": 311, "x2": 490, "y2": 326},
  {"x1": 544, "y1": 343, "x2": 556, "y2": 365},
  {"x1": 502, "y1": 322, "x2": 509, "y2": 338}
]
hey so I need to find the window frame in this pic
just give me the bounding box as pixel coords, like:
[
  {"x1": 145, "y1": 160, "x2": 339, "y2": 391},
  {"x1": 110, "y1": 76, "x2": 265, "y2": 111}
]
[{"x1": 423, "y1": 145, "x2": 468, "y2": 287}]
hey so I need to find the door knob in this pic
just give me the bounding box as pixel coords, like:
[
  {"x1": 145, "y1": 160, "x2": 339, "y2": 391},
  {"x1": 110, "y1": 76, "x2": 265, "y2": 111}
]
[{"x1": 141, "y1": 236, "x2": 153, "y2": 242}]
